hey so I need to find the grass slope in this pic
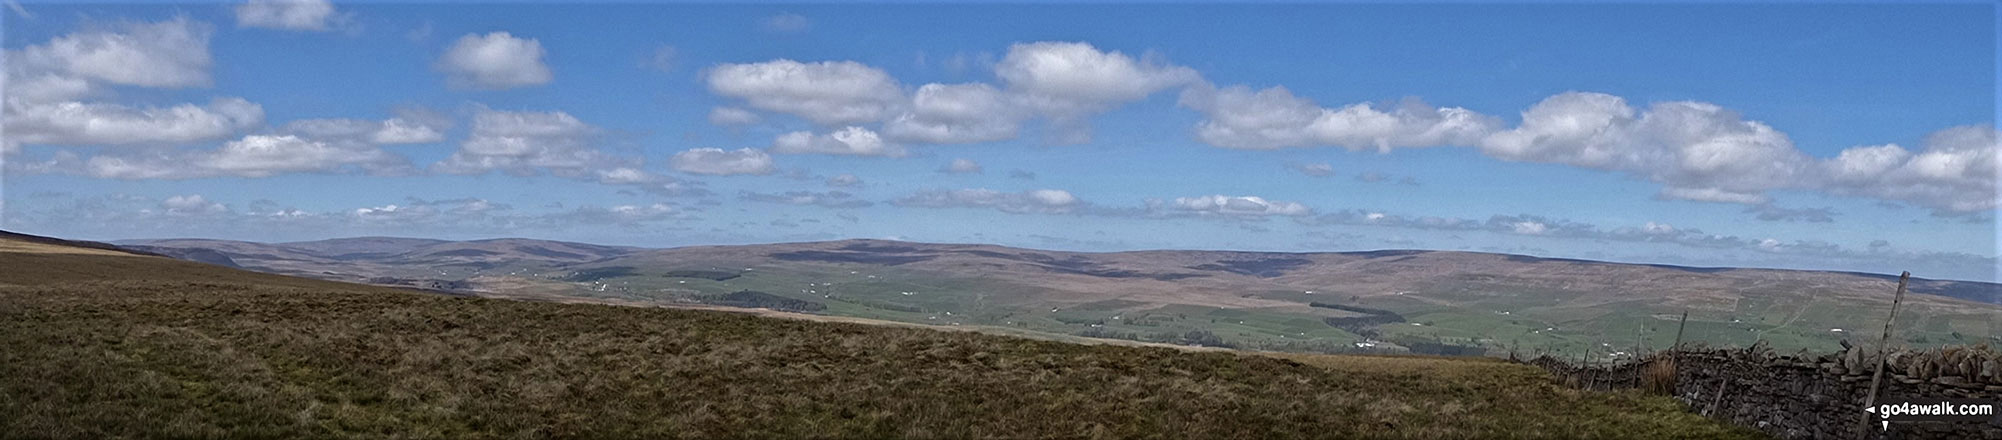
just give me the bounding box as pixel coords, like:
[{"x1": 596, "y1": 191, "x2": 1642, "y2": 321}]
[{"x1": 0, "y1": 239, "x2": 1758, "y2": 438}]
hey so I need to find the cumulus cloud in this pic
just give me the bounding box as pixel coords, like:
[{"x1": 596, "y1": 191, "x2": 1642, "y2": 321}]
[
  {"x1": 939, "y1": 158, "x2": 982, "y2": 174},
  {"x1": 5, "y1": 98, "x2": 264, "y2": 146},
  {"x1": 235, "y1": 0, "x2": 347, "y2": 32},
  {"x1": 739, "y1": 190, "x2": 872, "y2": 208},
  {"x1": 995, "y1": 41, "x2": 1200, "y2": 116},
  {"x1": 7, "y1": 17, "x2": 212, "y2": 91},
  {"x1": 2, "y1": 18, "x2": 265, "y2": 148},
  {"x1": 160, "y1": 194, "x2": 227, "y2": 215},
  {"x1": 1818, "y1": 124, "x2": 1998, "y2": 214},
  {"x1": 433, "y1": 107, "x2": 618, "y2": 177},
  {"x1": 1159, "y1": 195, "x2": 1311, "y2": 217},
  {"x1": 12, "y1": 107, "x2": 454, "y2": 180},
  {"x1": 1181, "y1": 85, "x2": 1501, "y2": 151},
  {"x1": 892, "y1": 188, "x2": 1082, "y2": 214},
  {"x1": 1174, "y1": 87, "x2": 1994, "y2": 213},
  {"x1": 706, "y1": 42, "x2": 1199, "y2": 146},
  {"x1": 994, "y1": 42, "x2": 1201, "y2": 143},
  {"x1": 593, "y1": 167, "x2": 709, "y2": 197},
  {"x1": 17, "y1": 133, "x2": 412, "y2": 179},
  {"x1": 197, "y1": 134, "x2": 407, "y2": 177},
  {"x1": 1479, "y1": 92, "x2": 1812, "y2": 205},
  {"x1": 771, "y1": 126, "x2": 903, "y2": 156},
  {"x1": 436, "y1": 32, "x2": 553, "y2": 89},
  {"x1": 1510, "y1": 221, "x2": 1549, "y2": 235},
  {"x1": 670, "y1": 147, "x2": 776, "y2": 176},
  {"x1": 880, "y1": 83, "x2": 1025, "y2": 144},
  {"x1": 706, "y1": 59, "x2": 904, "y2": 126},
  {"x1": 279, "y1": 109, "x2": 450, "y2": 145}
]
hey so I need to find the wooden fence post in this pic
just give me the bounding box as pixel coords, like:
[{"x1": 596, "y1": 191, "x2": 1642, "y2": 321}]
[
  {"x1": 1857, "y1": 271, "x2": 1910, "y2": 439},
  {"x1": 1672, "y1": 310, "x2": 1688, "y2": 352}
]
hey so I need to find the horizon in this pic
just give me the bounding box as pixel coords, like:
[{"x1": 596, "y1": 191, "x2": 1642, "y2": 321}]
[{"x1": 2, "y1": 1, "x2": 1998, "y2": 281}]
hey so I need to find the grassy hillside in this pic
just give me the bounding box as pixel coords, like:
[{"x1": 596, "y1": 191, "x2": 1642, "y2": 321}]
[
  {"x1": 0, "y1": 233, "x2": 1759, "y2": 438},
  {"x1": 125, "y1": 237, "x2": 2002, "y2": 361}
]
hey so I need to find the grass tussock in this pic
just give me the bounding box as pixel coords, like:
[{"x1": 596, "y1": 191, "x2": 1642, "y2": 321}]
[{"x1": 0, "y1": 253, "x2": 1760, "y2": 439}]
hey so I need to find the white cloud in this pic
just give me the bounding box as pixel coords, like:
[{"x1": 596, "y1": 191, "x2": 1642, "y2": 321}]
[
  {"x1": 881, "y1": 83, "x2": 1024, "y2": 144},
  {"x1": 670, "y1": 147, "x2": 775, "y2": 176},
  {"x1": 1510, "y1": 221, "x2": 1549, "y2": 235},
  {"x1": 1164, "y1": 195, "x2": 1310, "y2": 217},
  {"x1": 703, "y1": 42, "x2": 1196, "y2": 146},
  {"x1": 1818, "y1": 124, "x2": 1998, "y2": 214},
  {"x1": 1027, "y1": 189, "x2": 1077, "y2": 207},
  {"x1": 940, "y1": 158, "x2": 982, "y2": 174},
  {"x1": 235, "y1": 0, "x2": 345, "y2": 32},
  {"x1": 892, "y1": 188, "x2": 1082, "y2": 214},
  {"x1": 995, "y1": 41, "x2": 1200, "y2": 116},
  {"x1": 433, "y1": 108, "x2": 615, "y2": 176},
  {"x1": 200, "y1": 134, "x2": 405, "y2": 177},
  {"x1": 1478, "y1": 92, "x2": 1811, "y2": 205},
  {"x1": 5, "y1": 98, "x2": 264, "y2": 146},
  {"x1": 350, "y1": 198, "x2": 514, "y2": 225},
  {"x1": 994, "y1": 42, "x2": 1200, "y2": 143},
  {"x1": 161, "y1": 194, "x2": 226, "y2": 215},
  {"x1": 1, "y1": 18, "x2": 260, "y2": 148},
  {"x1": 436, "y1": 32, "x2": 553, "y2": 90},
  {"x1": 4, "y1": 72, "x2": 95, "y2": 105},
  {"x1": 7, "y1": 17, "x2": 212, "y2": 90},
  {"x1": 589, "y1": 203, "x2": 681, "y2": 224},
  {"x1": 21, "y1": 133, "x2": 411, "y2": 180},
  {"x1": 592, "y1": 167, "x2": 707, "y2": 197},
  {"x1": 594, "y1": 167, "x2": 653, "y2": 185},
  {"x1": 280, "y1": 110, "x2": 449, "y2": 145},
  {"x1": 1180, "y1": 84, "x2": 1501, "y2": 151},
  {"x1": 762, "y1": 13, "x2": 810, "y2": 33},
  {"x1": 771, "y1": 126, "x2": 902, "y2": 156},
  {"x1": 707, "y1": 107, "x2": 760, "y2": 126},
  {"x1": 707, "y1": 59, "x2": 905, "y2": 126}
]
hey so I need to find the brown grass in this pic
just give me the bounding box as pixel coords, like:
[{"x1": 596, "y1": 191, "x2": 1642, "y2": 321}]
[{"x1": 0, "y1": 250, "x2": 1762, "y2": 439}]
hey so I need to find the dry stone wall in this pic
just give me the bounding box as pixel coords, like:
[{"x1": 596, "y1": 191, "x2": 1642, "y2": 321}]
[{"x1": 1522, "y1": 344, "x2": 2002, "y2": 439}]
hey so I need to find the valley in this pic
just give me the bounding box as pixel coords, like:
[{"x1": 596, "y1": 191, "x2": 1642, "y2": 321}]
[{"x1": 122, "y1": 235, "x2": 2002, "y2": 360}]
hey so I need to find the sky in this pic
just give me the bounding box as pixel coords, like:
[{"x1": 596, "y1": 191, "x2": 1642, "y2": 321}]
[{"x1": 1, "y1": 1, "x2": 1998, "y2": 281}]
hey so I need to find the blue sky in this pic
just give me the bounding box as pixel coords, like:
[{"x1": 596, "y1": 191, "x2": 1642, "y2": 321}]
[{"x1": 2, "y1": 1, "x2": 1997, "y2": 281}]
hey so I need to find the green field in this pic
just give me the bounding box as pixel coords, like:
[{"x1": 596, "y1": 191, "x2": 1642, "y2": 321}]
[
  {"x1": 492, "y1": 260, "x2": 1998, "y2": 363},
  {"x1": 502, "y1": 263, "x2": 1385, "y2": 352}
]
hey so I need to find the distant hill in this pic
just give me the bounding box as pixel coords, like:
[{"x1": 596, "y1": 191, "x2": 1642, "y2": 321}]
[
  {"x1": 0, "y1": 230, "x2": 1755, "y2": 438},
  {"x1": 123, "y1": 236, "x2": 2002, "y2": 357}
]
